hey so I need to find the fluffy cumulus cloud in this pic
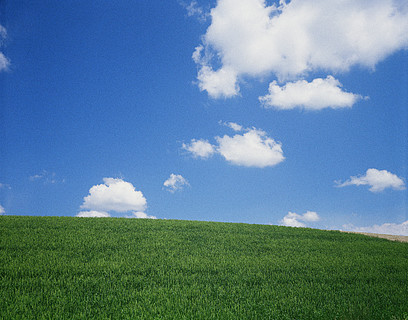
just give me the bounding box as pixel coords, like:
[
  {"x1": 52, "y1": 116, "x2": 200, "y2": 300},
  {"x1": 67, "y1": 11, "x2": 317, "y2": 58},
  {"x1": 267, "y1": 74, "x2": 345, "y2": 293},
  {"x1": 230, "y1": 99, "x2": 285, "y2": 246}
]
[
  {"x1": 259, "y1": 76, "x2": 364, "y2": 110},
  {"x1": 0, "y1": 25, "x2": 10, "y2": 72},
  {"x1": 77, "y1": 178, "x2": 151, "y2": 218},
  {"x1": 281, "y1": 211, "x2": 320, "y2": 227},
  {"x1": 183, "y1": 124, "x2": 284, "y2": 168},
  {"x1": 0, "y1": 204, "x2": 5, "y2": 215},
  {"x1": 336, "y1": 168, "x2": 405, "y2": 192},
  {"x1": 343, "y1": 221, "x2": 408, "y2": 236},
  {"x1": 197, "y1": 65, "x2": 239, "y2": 98},
  {"x1": 182, "y1": 139, "x2": 216, "y2": 159},
  {"x1": 216, "y1": 128, "x2": 284, "y2": 168},
  {"x1": 194, "y1": 0, "x2": 408, "y2": 98},
  {"x1": 163, "y1": 174, "x2": 190, "y2": 193}
]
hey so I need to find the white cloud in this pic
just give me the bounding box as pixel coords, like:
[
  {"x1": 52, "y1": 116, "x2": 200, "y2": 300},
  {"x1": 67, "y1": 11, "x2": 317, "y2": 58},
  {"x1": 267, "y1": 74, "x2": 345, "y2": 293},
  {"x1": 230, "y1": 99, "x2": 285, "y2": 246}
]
[
  {"x1": 130, "y1": 211, "x2": 157, "y2": 219},
  {"x1": 80, "y1": 178, "x2": 147, "y2": 214},
  {"x1": 184, "y1": 125, "x2": 285, "y2": 168},
  {"x1": 0, "y1": 204, "x2": 5, "y2": 215},
  {"x1": 221, "y1": 121, "x2": 243, "y2": 131},
  {"x1": 281, "y1": 212, "x2": 306, "y2": 227},
  {"x1": 0, "y1": 53, "x2": 10, "y2": 72},
  {"x1": 184, "y1": 1, "x2": 209, "y2": 22},
  {"x1": 342, "y1": 221, "x2": 408, "y2": 236},
  {"x1": 163, "y1": 174, "x2": 190, "y2": 193},
  {"x1": 76, "y1": 210, "x2": 157, "y2": 219},
  {"x1": 29, "y1": 170, "x2": 63, "y2": 184},
  {"x1": 197, "y1": 65, "x2": 239, "y2": 98},
  {"x1": 192, "y1": 45, "x2": 204, "y2": 64},
  {"x1": 259, "y1": 76, "x2": 364, "y2": 110},
  {"x1": 194, "y1": 0, "x2": 408, "y2": 98},
  {"x1": 336, "y1": 168, "x2": 405, "y2": 192},
  {"x1": 0, "y1": 25, "x2": 10, "y2": 72},
  {"x1": 0, "y1": 25, "x2": 6, "y2": 39},
  {"x1": 281, "y1": 211, "x2": 320, "y2": 227},
  {"x1": 302, "y1": 211, "x2": 320, "y2": 222},
  {"x1": 76, "y1": 210, "x2": 110, "y2": 218},
  {"x1": 182, "y1": 139, "x2": 216, "y2": 159},
  {"x1": 216, "y1": 128, "x2": 284, "y2": 168}
]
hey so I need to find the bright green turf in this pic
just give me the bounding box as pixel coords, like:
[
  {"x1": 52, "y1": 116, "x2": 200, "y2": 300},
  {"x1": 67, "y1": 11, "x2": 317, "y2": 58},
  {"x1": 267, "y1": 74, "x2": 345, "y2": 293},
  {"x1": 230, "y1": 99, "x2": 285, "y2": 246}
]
[{"x1": 1, "y1": 216, "x2": 407, "y2": 319}]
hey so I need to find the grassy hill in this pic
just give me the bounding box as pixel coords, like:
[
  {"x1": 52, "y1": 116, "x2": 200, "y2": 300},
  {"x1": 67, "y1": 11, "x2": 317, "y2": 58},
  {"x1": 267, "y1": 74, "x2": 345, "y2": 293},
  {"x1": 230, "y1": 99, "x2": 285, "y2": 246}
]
[{"x1": 1, "y1": 216, "x2": 407, "y2": 319}]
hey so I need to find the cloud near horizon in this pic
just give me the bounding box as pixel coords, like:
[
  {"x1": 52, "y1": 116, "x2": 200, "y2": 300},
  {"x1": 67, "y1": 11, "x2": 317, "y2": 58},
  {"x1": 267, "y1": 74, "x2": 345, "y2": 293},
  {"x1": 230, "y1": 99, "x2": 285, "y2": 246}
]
[
  {"x1": 78, "y1": 178, "x2": 151, "y2": 218},
  {"x1": 77, "y1": 210, "x2": 110, "y2": 218},
  {"x1": 130, "y1": 211, "x2": 157, "y2": 219},
  {"x1": 193, "y1": 0, "x2": 408, "y2": 99},
  {"x1": 183, "y1": 124, "x2": 285, "y2": 168},
  {"x1": 0, "y1": 204, "x2": 5, "y2": 215},
  {"x1": 280, "y1": 211, "x2": 320, "y2": 227},
  {"x1": 259, "y1": 76, "x2": 364, "y2": 110},
  {"x1": 336, "y1": 168, "x2": 405, "y2": 192},
  {"x1": 342, "y1": 221, "x2": 408, "y2": 236}
]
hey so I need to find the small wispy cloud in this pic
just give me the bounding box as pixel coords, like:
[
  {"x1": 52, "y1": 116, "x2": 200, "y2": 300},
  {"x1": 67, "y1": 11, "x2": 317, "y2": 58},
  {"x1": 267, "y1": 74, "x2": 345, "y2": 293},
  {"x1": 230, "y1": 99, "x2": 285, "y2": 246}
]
[
  {"x1": 335, "y1": 168, "x2": 405, "y2": 192},
  {"x1": 0, "y1": 25, "x2": 10, "y2": 72},
  {"x1": 163, "y1": 174, "x2": 190, "y2": 193},
  {"x1": 220, "y1": 121, "x2": 243, "y2": 132},
  {"x1": 0, "y1": 204, "x2": 5, "y2": 215},
  {"x1": 181, "y1": 1, "x2": 209, "y2": 22},
  {"x1": 0, "y1": 25, "x2": 6, "y2": 39},
  {"x1": 29, "y1": 170, "x2": 64, "y2": 184},
  {"x1": 0, "y1": 53, "x2": 10, "y2": 71},
  {"x1": 0, "y1": 182, "x2": 11, "y2": 189}
]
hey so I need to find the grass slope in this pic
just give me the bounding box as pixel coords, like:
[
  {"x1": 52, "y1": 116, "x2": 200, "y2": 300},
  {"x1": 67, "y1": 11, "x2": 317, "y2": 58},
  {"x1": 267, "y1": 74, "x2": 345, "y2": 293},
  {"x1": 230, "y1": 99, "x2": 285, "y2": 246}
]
[{"x1": 1, "y1": 216, "x2": 407, "y2": 319}]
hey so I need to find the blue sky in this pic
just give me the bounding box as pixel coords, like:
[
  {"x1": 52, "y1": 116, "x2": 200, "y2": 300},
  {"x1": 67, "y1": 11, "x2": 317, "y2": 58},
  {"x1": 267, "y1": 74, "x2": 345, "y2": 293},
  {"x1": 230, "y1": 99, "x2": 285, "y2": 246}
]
[{"x1": 1, "y1": 0, "x2": 407, "y2": 235}]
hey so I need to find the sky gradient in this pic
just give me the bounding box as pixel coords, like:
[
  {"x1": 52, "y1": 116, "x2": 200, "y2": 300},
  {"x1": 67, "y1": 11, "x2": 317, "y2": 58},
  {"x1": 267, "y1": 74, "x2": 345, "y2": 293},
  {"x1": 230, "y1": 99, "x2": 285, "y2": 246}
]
[{"x1": 1, "y1": 0, "x2": 407, "y2": 235}]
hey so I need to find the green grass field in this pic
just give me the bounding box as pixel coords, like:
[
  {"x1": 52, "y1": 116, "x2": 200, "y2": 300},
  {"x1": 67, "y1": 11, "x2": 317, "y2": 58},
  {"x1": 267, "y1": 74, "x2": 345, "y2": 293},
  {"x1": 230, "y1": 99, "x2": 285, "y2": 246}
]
[{"x1": 1, "y1": 216, "x2": 407, "y2": 319}]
